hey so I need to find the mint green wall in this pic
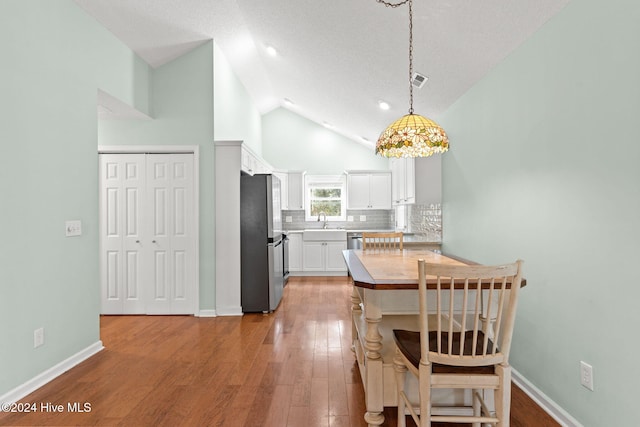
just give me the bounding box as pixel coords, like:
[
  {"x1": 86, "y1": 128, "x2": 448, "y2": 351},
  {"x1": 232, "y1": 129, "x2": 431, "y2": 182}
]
[
  {"x1": 213, "y1": 43, "x2": 262, "y2": 155},
  {"x1": 95, "y1": 40, "x2": 151, "y2": 117},
  {"x1": 440, "y1": 0, "x2": 639, "y2": 424},
  {"x1": 0, "y1": 0, "x2": 150, "y2": 395},
  {"x1": 98, "y1": 42, "x2": 216, "y2": 311},
  {"x1": 262, "y1": 108, "x2": 389, "y2": 173}
]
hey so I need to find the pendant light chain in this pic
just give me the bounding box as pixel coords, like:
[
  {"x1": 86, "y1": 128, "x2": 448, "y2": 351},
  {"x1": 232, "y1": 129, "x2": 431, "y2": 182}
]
[
  {"x1": 376, "y1": 0, "x2": 414, "y2": 114},
  {"x1": 376, "y1": 0, "x2": 409, "y2": 7},
  {"x1": 375, "y1": 0, "x2": 409, "y2": 8},
  {"x1": 374, "y1": 0, "x2": 449, "y2": 158},
  {"x1": 408, "y1": 0, "x2": 414, "y2": 114}
]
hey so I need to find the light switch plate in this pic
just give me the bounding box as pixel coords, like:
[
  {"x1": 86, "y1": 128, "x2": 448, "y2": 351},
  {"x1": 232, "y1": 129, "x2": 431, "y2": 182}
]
[
  {"x1": 347, "y1": 216, "x2": 354, "y2": 222},
  {"x1": 285, "y1": 216, "x2": 292, "y2": 223},
  {"x1": 65, "y1": 220, "x2": 82, "y2": 237},
  {"x1": 34, "y1": 328, "x2": 44, "y2": 348},
  {"x1": 580, "y1": 361, "x2": 594, "y2": 391}
]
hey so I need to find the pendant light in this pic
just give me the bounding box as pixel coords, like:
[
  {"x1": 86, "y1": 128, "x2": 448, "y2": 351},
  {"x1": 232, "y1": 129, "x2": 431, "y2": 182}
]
[{"x1": 375, "y1": 0, "x2": 449, "y2": 158}]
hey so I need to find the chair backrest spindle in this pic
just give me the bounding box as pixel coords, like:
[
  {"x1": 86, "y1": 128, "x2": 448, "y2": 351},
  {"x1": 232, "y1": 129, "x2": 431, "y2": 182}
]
[{"x1": 362, "y1": 232, "x2": 403, "y2": 250}]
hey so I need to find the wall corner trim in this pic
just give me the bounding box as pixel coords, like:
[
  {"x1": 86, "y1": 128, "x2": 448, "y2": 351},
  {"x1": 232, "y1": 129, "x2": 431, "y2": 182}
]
[
  {"x1": 0, "y1": 341, "x2": 104, "y2": 405},
  {"x1": 512, "y1": 368, "x2": 583, "y2": 427}
]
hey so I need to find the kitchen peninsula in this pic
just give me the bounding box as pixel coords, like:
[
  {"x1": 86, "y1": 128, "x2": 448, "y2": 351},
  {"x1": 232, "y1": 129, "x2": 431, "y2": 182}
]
[{"x1": 343, "y1": 248, "x2": 524, "y2": 426}]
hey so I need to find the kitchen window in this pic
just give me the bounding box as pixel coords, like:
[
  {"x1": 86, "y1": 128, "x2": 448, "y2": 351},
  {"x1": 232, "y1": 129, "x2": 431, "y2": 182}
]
[{"x1": 305, "y1": 175, "x2": 346, "y2": 221}]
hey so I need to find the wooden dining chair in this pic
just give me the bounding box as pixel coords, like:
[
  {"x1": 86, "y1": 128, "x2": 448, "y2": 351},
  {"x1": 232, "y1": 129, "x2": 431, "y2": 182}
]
[
  {"x1": 362, "y1": 231, "x2": 403, "y2": 250},
  {"x1": 393, "y1": 259, "x2": 524, "y2": 427}
]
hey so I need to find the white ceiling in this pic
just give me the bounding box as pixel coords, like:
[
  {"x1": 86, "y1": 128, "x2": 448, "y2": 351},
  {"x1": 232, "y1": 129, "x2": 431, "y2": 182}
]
[{"x1": 77, "y1": 0, "x2": 571, "y2": 147}]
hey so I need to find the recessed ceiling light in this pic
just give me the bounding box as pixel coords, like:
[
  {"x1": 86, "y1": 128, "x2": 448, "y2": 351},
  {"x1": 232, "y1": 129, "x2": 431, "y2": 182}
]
[
  {"x1": 378, "y1": 100, "x2": 390, "y2": 110},
  {"x1": 322, "y1": 121, "x2": 333, "y2": 129},
  {"x1": 265, "y1": 45, "x2": 278, "y2": 57},
  {"x1": 283, "y1": 98, "x2": 294, "y2": 106}
]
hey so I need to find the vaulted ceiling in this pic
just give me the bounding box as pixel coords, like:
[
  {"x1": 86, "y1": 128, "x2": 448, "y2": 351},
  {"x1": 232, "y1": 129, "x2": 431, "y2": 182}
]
[{"x1": 76, "y1": 0, "x2": 571, "y2": 148}]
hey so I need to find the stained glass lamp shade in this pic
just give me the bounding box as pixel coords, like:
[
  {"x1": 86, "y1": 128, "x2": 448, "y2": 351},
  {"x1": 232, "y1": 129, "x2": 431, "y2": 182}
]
[{"x1": 375, "y1": 113, "x2": 448, "y2": 158}]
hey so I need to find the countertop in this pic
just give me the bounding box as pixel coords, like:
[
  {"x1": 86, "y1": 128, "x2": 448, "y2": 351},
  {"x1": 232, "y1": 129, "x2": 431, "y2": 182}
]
[
  {"x1": 284, "y1": 229, "x2": 394, "y2": 233},
  {"x1": 284, "y1": 229, "x2": 441, "y2": 246}
]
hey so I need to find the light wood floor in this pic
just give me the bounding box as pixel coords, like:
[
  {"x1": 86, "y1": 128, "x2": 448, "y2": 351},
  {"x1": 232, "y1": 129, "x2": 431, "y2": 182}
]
[{"x1": 0, "y1": 276, "x2": 559, "y2": 427}]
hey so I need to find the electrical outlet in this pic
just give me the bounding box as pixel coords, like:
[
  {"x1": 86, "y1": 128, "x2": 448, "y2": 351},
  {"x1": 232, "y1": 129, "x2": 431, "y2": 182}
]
[
  {"x1": 347, "y1": 216, "x2": 354, "y2": 222},
  {"x1": 34, "y1": 328, "x2": 44, "y2": 348},
  {"x1": 285, "y1": 216, "x2": 292, "y2": 223},
  {"x1": 580, "y1": 361, "x2": 594, "y2": 391},
  {"x1": 359, "y1": 215, "x2": 366, "y2": 222}
]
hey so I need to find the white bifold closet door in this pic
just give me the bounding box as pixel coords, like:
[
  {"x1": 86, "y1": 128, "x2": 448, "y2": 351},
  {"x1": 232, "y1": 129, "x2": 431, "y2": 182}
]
[{"x1": 99, "y1": 153, "x2": 196, "y2": 315}]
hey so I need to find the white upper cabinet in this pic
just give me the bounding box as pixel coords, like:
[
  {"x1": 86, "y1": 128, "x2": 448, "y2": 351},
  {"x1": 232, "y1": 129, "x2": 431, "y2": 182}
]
[
  {"x1": 391, "y1": 158, "x2": 415, "y2": 205},
  {"x1": 391, "y1": 159, "x2": 401, "y2": 204},
  {"x1": 241, "y1": 146, "x2": 272, "y2": 175},
  {"x1": 287, "y1": 171, "x2": 305, "y2": 210},
  {"x1": 346, "y1": 171, "x2": 391, "y2": 210},
  {"x1": 391, "y1": 156, "x2": 443, "y2": 206},
  {"x1": 240, "y1": 147, "x2": 256, "y2": 175},
  {"x1": 266, "y1": 171, "x2": 305, "y2": 211},
  {"x1": 346, "y1": 174, "x2": 370, "y2": 209},
  {"x1": 369, "y1": 173, "x2": 392, "y2": 209},
  {"x1": 273, "y1": 171, "x2": 288, "y2": 210}
]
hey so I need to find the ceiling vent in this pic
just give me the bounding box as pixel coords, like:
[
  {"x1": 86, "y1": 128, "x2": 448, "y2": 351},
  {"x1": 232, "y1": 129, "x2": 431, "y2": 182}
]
[{"x1": 411, "y1": 72, "x2": 428, "y2": 89}]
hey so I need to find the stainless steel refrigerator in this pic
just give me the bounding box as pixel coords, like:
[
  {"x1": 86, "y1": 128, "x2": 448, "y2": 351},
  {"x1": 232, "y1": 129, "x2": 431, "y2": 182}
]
[{"x1": 240, "y1": 174, "x2": 283, "y2": 312}]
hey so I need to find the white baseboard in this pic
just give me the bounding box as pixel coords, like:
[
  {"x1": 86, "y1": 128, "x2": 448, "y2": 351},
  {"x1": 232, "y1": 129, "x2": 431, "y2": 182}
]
[
  {"x1": 289, "y1": 271, "x2": 348, "y2": 277},
  {"x1": 512, "y1": 368, "x2": 582, "y2": 427},
  {"x1": 197, "y1": 309, "x2": 217, "y2": 317},
  {"x1": 215, "y1": 306, "x2": 243, "y2": 316},
  {"x1": 0, "y1": 341, "x2": 104, "y2": 405}
]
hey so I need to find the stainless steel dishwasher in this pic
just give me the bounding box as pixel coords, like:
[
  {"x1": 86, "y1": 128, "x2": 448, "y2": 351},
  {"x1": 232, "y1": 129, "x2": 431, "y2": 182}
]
[{"x1": 347, "y1": 232, "x2": 362, "y2": 250}]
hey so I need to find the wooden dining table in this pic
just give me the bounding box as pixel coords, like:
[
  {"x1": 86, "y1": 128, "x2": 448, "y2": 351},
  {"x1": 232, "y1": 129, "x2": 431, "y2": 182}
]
[
  {"x1": 343, "y1": 247, "x2": 477, "y2": 289},
  {"x1": 342, "y1": 248, "x2": 524, "y2": 427}
]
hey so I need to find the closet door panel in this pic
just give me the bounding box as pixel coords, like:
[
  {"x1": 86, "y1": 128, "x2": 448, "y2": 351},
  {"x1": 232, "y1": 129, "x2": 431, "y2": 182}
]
[
  {"x1": 99, "y1": 154, "x2": 145, "y2": 314},
  {"x1": 168, "y1": 156, "x2": 195, "y2": 313},
  {"x1": 147, "y1": 160, "x2": 170, "y2": 314},
  {"x1": 146, "y1": 154, "x2": 195, "y2": 314}
]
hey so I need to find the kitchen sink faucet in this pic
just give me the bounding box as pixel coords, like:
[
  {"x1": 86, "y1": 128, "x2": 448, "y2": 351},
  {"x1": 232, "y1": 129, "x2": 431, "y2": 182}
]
[{"x1": 317, "y1": 211, "x2": 328, "y2": 229}]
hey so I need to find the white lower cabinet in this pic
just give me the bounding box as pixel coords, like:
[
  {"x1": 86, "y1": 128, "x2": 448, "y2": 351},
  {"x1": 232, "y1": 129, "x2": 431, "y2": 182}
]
[
  {"x1": 326, "y1": 241, "x2": 348, "y2": 271},
  {"x1": 302, "y1": 240, "x2": 347, "y2": 273},
  {"x1": 288, "y1": 233, "x2": 303, "y2": 272},
  {"x1": 302, "y1": 242, "x2": 325, "y2": 271}
]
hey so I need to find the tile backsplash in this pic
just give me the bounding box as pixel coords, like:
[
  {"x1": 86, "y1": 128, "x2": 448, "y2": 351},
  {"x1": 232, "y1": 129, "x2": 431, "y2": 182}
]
[
  {"x1": 282, "y1": 209, "x2": 393, "y2": 231},
  {"x1": 408, "y1": 204, "x2": 442, "y2": 242}
]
